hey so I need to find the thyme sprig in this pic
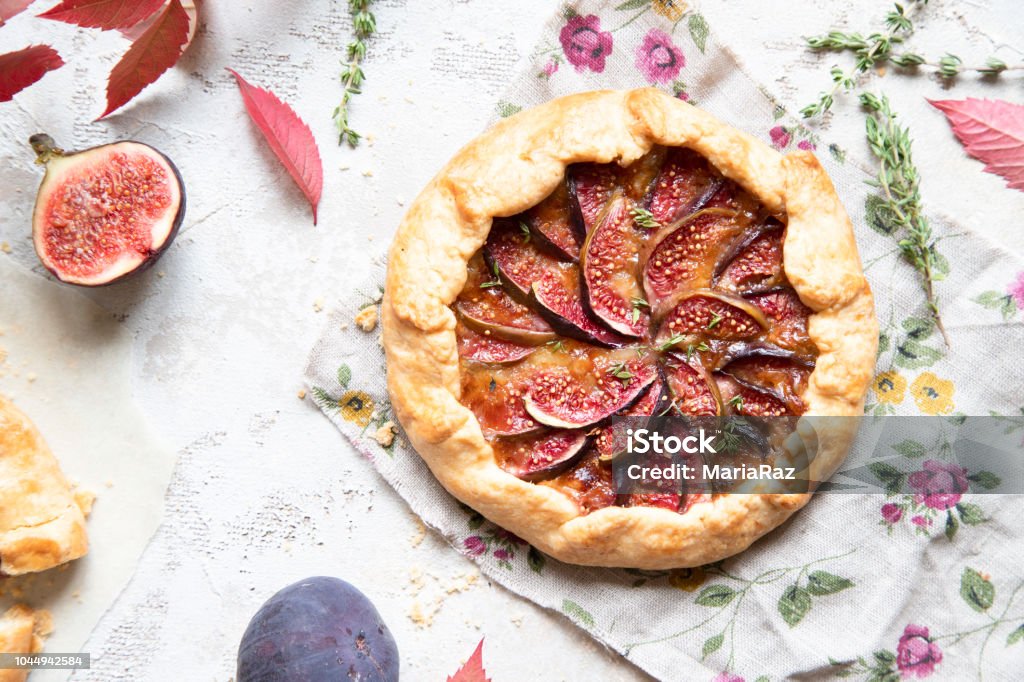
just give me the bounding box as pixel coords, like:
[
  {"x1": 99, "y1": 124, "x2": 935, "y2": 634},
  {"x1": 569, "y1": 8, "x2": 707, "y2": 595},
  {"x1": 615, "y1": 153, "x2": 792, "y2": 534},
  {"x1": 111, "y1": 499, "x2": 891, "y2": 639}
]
[
  {"x1": 608, "y1": 362, "x2": 633, "y2": 385},
  {"x1": 630, "y1": 207, "x2": 661, "y2": 230},
  {"x1": 334, "y1": 0, "x2": 376, "y2": 146},
  {"x1": 861, "y1": 92, "x2": 950, "y2": 346}
]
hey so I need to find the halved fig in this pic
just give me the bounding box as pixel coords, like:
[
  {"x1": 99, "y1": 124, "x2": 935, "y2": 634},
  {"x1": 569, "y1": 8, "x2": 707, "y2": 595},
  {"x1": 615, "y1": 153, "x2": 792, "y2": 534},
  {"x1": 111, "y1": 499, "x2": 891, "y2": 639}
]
[
  {"x1": 655, "y1": 290, "x2": 769, "y2": 347},
  {"x1": 459, "y1": 365, "x2": 541, "y2": 436},
  {"x1": 640, "y1": 205, "x2": 754, "y2": 307},
  {"x1": 714, "y1": 373, "x2": 790, "y2": 417},
  {"x1": 720, "y1": 350, "x2": 813, "y2": 413},
  {"x1": 29, "y1": 134, "x2": 185, "y2": 286},
  {"x1": 457, "y1": 253, "x2": 556, "y2": 345},
  {"x1": 456, "y1": 320, "x2": 536, "y2": 364},
  {"x1": 594, "y1": 372, "x2": 668, "y2": 459},
  {"x1": 523, "y1": 358, "x2": 658, "y2": 428},
  {"x1": 525, "y1": 178, "x2": 583, "y2": 261},
  {"x1": 546, "y1": 450, "x2": 618, "y2": 514},
  {"x1": 569, "y1": 163, "x2": 621, "y2": 233},
  {"x1": 745, "y1": 287, "x2": 818, "y2": 356},
  {"x1": 485, "y1": 218, "x2": 555, "y2": 302},
  {"x1": 494, "y1": 429, "x2": 590, "y2": 481},
  {"x1": 580, "y1": 192, "x2": 648, "y2": 337},
  {"x1": 531, "y1": 277, "x2": 629, "y2": 348},
  {"x1": 714, "y1": 220, "x2": 785, "y2": 293},
  {"x1": 644, "y1": 147, "x2": 722, "y2": 224},
  {"x1": 663, "y1": 352, "x2": 722, "y2": 416}
]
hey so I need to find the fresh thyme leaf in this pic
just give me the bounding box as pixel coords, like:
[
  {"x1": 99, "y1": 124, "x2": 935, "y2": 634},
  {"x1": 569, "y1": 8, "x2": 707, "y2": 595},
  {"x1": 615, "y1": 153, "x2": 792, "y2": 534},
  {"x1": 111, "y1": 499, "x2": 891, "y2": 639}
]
[
  {"x1": 519, "y1": 220, "x2": 532, "y2": 242},
  {"x1": 861, "y1": 92, "x2": 949, "y2": 346},
  {"x1": 728, "y1": 395, "x2": 743, "y2": 409},
  {"x1": 706, "y1": 313, "x2": 723, "y2": 330},
  {"x1": 547, "y1": 339, "x2": 566, "y2": 353},
  {"x1": 491, "y1": 260, "x2": 500, "y2": 277},
  {"x1": 630, "y1": 296, "x2": 649, "y2": 308},
  {"x1": 658, "y1": 333, "x2": 685, "y2": 351},
  {"x1": 479, "y1": 280, "x2": 502, "y2": 289},
  {"x1": 608, "y1": 362, "x2": 633, "y2": 385},
  {"x1": 631, "y1": 306, "x2": 641, "y2": 324},
  {"x1": 335, "y1": 0, "x2": 377, "y2": 146},
  {"x1": 630, "y1": 207, "x2": 661, "y2": 230}
]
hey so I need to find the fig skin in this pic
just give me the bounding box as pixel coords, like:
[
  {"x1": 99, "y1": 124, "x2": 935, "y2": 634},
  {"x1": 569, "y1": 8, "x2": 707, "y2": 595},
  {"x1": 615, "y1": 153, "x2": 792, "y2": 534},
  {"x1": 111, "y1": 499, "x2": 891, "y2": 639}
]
[
  {"x1": 29, "y1": 133, "x2": 186, "y2": 287},
  {"x1": 237, "y1": 576, "x2": 399, "y2": 682}
]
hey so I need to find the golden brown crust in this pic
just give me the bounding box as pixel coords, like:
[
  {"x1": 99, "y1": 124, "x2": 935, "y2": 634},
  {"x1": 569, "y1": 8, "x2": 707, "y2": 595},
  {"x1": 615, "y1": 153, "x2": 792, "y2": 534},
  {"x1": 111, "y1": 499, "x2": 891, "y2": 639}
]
[
  {"x1": 0, "y1": 605, "x2": 50, "y2": 682},
  {"x1": 383, "y1": 89, "x2": 877, "y2": 568},
  {"x1": 0, "y1": 396, "x2": 88, "y2": 576}
]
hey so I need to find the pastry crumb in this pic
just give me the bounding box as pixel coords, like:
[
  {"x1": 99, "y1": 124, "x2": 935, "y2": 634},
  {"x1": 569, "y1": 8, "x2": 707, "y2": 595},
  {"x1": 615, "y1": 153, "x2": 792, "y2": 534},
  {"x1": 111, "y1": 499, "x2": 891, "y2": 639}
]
[
  {"x1": 373, "y1": 421, "x2": 395, "y2": 448},
  {"x1": 511, "y1": 614, "x2": 524, "y2": 628},
  {"x1": 409, "y1": 517, "x2": 426, "y2": 548},
  {"x1": 313, "y1": 298, "x2": 325, "y2": 313},
  {"x1": 74, "y1": 489, "x2": 96, "y2": 517},
  {"x1": 355, "y1": 306, "x2": 378, "y2": 332},
  {"x1": 1, "y1": 242, "x2": 11, "y2": 253},
  {"x1": 297, "y1": 389, "x2": 306, "y2": 400},
  {"x1": 157, "y1": 271, "x2": 166, "y2": 278},
  {"x1": 362, "y1": 169, "x2": 374, "y2": 177},
  {"x1": 26, "y1": 372, "x2": 37, "y2": 383},
  {"x1": 104, "y1": 479, "x2": 114, "y2": 488}
]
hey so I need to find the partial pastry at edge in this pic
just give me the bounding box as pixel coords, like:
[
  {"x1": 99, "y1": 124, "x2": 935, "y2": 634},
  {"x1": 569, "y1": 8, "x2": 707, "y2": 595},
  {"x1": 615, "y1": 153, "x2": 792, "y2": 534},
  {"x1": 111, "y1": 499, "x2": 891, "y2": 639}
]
[
  {"x1": 0, "y1": 605, "x2": 50, "y2": 682},
  {"x1": 0, "y1": 396, "x2": 88, "y2": 577}
]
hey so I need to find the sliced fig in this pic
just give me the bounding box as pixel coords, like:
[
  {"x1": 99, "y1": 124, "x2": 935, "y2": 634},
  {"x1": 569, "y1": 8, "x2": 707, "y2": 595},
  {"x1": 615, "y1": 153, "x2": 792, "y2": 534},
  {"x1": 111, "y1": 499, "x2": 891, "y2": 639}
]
[
  {"x1": 523, "y1": 357, "x2": 658, "y2": 428},
  {"x1": 580, "y1": 192, "x2": 648, "y2": 337},
  {"x1": 594, "y1": 372, "x2": 668, "y2": 459},
  {"x1": 714, "y1": 220, "x2": 785, "y2": 293},
  {"x1": 456, "y1": 319, "x2": 536, "y2": 364},
  {"x1": 640, "y1": 206, "x2": 756, "y2": 307},
  {"x1": 531, "y1": 277, "x2": 629, "y2": 348},
  {"x1": 569, "y1": 163, "x2": 621, "y2": 233},
  {"x1": 644, "y1": 147, "x2": 722, "y2": 224},
  {"x1": 459, "y1": 365, "x2": 541, "y2": 436},
  {"x1": 714, "y1": 373, "x2": 791, "y2": 417},
  {"x1": 485, "y1": 217, "x2": 554, "y2": 302},
  {"x1": 663, "y1": 352, "x2": 722, "y2": 416},
  {"x1": 457, "y1": 253, "x2": 556, "y2": 345},
  {"x1": 745, "y1": 287, "x2": 818, "y2": 356},
  {"x1": 547, "y1": 450, "x2": 618, "y2": 514},
  {"x1": 525, "y1": 179, "x2": 582, "y2": 261},
  {"x1": 494, "y1": 429, "x2": 590, "y2": 481},
  {"x1": 655, "y1": 290, "x2": 769, "y2": 347},
  {"x1": 720, "y1": 350, "x2": 812, "y2": 413},
  {"x1": 29, "y1": 133, "x2": 185, "y2": 286}
]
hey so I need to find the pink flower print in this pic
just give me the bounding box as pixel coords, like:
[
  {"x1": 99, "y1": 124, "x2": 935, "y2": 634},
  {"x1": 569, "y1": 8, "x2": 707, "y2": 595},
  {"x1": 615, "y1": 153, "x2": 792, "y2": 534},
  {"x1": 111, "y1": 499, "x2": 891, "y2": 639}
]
[
  {"x1": 908, "y1": 460, "x2": 969, "y2": 511},
  {"x1": 635, "y1": 28, "x2": 685, "y2": 84},
  {"x1": 712, "y1": 674, "x2": 744, "y2": 682},
  {"x1": 1008, "y1": 271, "x2": 1024, "y2": 309},
  {"x1": 542, "y1": 58, "x2": 559, "y2": 77},
  {"x1": 493, "y1": 548, "x2": 511, "y2": 561},
  {"x1": 897, "y1": 624, "x2": 943, "y2": 678},
  {"x1": 797, "y1": 139, "x2": 817, "y2": 151},
  {"x1": 911, "y1": 515, "x2": 932, "y2": 527},
  {"x1": 463, "y1": 536, "x2": 486, "y2": 556},
  {"x1": 560, "y1": 15, "x2": 613, "y2": 73},
  {"x1": 769, "y1": 126, "x2": 791, "y2": 149},
  {"x1": 881, "y1": 503, "x2": 903, "y2": 523}
]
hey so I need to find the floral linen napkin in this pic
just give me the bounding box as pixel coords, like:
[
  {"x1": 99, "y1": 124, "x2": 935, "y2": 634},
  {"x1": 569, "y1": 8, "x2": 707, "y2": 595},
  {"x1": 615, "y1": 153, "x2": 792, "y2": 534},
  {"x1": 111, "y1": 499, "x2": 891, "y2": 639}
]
[{"x1": 306, "y1": 2, "x2": 1024, "y2": 680}]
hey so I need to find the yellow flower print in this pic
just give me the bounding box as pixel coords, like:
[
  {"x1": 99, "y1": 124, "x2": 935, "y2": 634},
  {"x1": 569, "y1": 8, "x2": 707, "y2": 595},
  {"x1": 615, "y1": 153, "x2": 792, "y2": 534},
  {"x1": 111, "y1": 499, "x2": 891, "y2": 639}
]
[
  {"x1": 910, "y1": 372, "x2": 954, "y2": 415},
  {"x1": 669, "y1": 566, "x2": 706, "y2": 592},
  {"x1": 652, "y1": 0, "x2": 687, "y2": 23},
  {"x1": 873, "y1": 371, "x2": 906, "y2": 405},
  {"x1": 339, "y1": 390, "x2": 375, "y2": 426}
]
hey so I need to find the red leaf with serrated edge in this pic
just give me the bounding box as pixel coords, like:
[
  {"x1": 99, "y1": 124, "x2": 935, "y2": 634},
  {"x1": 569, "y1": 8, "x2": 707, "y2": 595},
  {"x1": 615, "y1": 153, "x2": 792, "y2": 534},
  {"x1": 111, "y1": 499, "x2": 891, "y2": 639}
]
[
  {"x1": 0, "y1": 45, "x2": 64, "y2": 102},
  {"x1": 39, "y1": 0, "x2": 165, "y2": 29},
  {"x1": 0, "y1": 0, "x2": 34, "y2": 25},
  {"x1": 447, "y1": 639, "x2": 491, "y2": 682},
  {"x1": 98, "y1": 0, "x2": 188, "y2": 119},
  {"x1": 227, "y1": 68, "x2": 324, "y2": 225},
  {"x1": 929, "y1": 97, "x2": 1024, "y2": 192}
]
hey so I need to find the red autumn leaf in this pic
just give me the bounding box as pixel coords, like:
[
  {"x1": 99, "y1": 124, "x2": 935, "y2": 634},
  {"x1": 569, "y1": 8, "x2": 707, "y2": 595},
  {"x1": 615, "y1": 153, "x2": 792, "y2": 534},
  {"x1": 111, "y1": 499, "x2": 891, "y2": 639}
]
[
  {"x1": 39, "y1": 0, "x2": 165, "y2": 29},
  {"x1": 98, "y1": 0, "x2": 189, "y2": 119},
  {"x1": 929, "y1": 97, "x2": 1024, "y2": 192},
  {"x1": 446, "y1": 639, "x2": 492, "y2": 682},
  {"x1": 0, "y1": 45, "x2": 64, "y2": 102},
  {"x1": 227, "y1": 68, "x2": 324, "y2": 225},
  {"x1": 120, "y1": 0, "x2": 200, "y2": 42},
  {"x1": 0, "y1": 0, "x2": 34, "y2": 25}
]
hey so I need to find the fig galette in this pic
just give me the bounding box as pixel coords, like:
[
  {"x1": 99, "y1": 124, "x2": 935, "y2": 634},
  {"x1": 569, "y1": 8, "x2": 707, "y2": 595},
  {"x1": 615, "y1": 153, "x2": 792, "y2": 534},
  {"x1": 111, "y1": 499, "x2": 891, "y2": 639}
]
[{"x1": 383, "y1": 89, "x2": 876, "y2": 568}]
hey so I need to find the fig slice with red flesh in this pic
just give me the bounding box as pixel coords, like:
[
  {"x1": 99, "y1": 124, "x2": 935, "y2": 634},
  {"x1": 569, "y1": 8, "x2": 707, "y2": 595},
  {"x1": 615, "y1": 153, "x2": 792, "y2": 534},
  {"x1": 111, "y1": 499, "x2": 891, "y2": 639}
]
[
  {"x1": 580, "y1": 192, "x2": 648, "y2": 338},
  {"x1": 714, "y1": 372, "x2": 791, "y2": 417},
  {"x1": 457, "y1": 253, "x2": 555, "y2": 345},
  {"x1": 494, "y1": 429, "x2": 590, "y2": 482},
  {"x1": 663, "y1": 352, "x2": 722, "y2": 416},
  {"x1": 524, "y1": 178, "x2": 582, "y2": 262},
  {"x1": 523, "y1": 357, "x2": 658, "y2": 428},
  {"x1": 29, "y1": 134, "x2": 185, "y2": 286},
  {"x1": 714, "y1": 220, "x2": 785, "y2": 294},
  {"x1": 459, "y1": 365, "x2": 541, "y2": 437},
  {"x1": 594, "y1": 371, "x2": 668, "y2": 459},
  {"x1": 546, "y1": 450, "x2": 618, "y2": 514},
  {"x1": 655, "y1": 290, "x2": 769, "y2": 348},
  {"x1": 745, "y1": 287, "x2": 818, "y2": 357},
  {"x1": 456, "y1": 319, "x2": 537, "y2": 364},
  {"x1": 719, "y1": 349, "x2": 812, "y2": 414},
  {"x1": 485, "y1": 218, "x2": 627, "y2": 347},
  {"x1": 644, "y1": 147, "x2": 722, "y2": 225},
  {"x1": 569, "y1": 162, "x2": 622, "y2": 234}
]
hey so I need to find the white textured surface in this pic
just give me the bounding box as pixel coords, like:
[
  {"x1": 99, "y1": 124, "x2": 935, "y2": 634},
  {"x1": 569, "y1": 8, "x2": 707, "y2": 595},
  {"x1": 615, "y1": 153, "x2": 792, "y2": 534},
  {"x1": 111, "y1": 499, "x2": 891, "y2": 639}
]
[{"x1": 0, "y1": 1, "x2": 1020, "y2": 680}]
